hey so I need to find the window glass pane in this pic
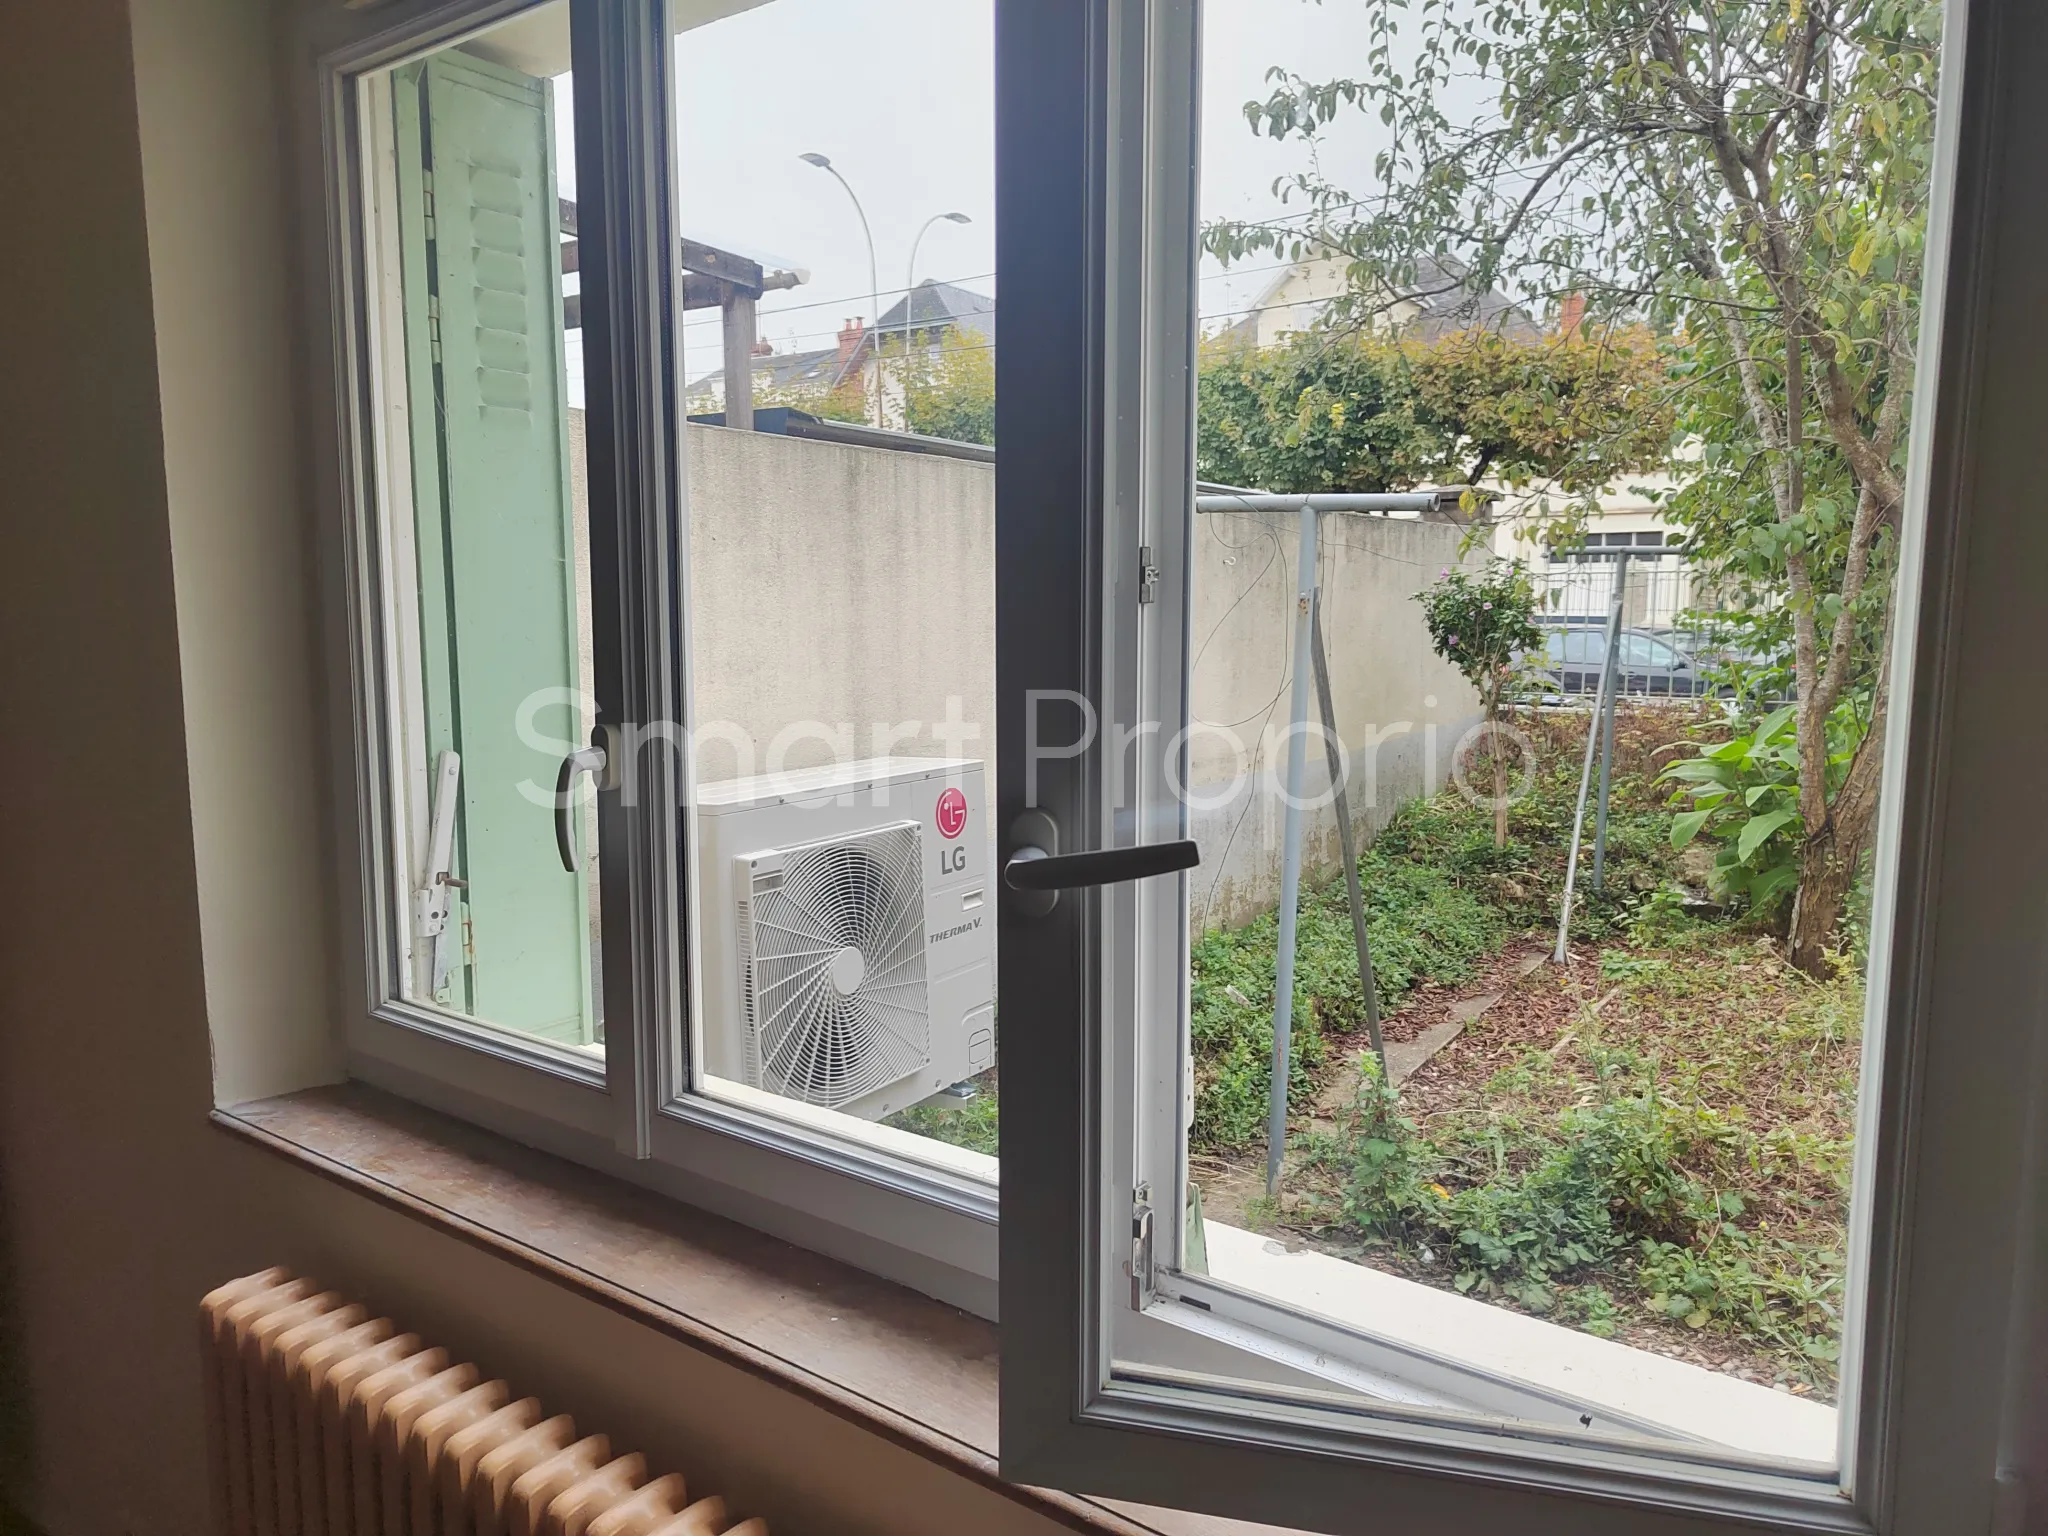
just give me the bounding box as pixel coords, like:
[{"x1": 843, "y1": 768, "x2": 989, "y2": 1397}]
[
  {"x1": 669, "y1": 1, "x2": 997, "y2": 1173},
  {"x1": 1166, "y1": 0, "x2": 1934, "y2": 1467},
  {"x1": 1620, "y1": 634, "x2": 1668, "y2": 667},
  {"x1": 360, "y1": 3, "x2": 603, "y2": 1058},
  {"x1": 1564, "y1": 630, "x2": 1606, "y2": 664}
]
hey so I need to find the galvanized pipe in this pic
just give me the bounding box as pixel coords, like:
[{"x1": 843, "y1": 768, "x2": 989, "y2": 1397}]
[{"x1": 1266, "y1": 505, "x2": 1321, "y2": 1198}]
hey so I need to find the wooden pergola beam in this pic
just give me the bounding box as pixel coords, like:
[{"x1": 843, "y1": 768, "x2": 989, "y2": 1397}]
[{"x1": 557, "y1": 199, "x2": 801, "y2": 430}]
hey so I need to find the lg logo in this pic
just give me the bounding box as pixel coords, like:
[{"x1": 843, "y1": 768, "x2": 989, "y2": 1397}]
[{"x1": 937, "y1": 787, "x2": 968, "y2": 874}]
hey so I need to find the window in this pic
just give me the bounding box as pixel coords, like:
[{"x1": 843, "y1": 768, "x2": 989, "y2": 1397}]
[
  {"x1": 1618, "y1": 633, "x2": 1681, "y2": 669},
  {"x1": 313, "y1": 0, "x2": 2038, "y2": 1530},
  {"x1": 996, "y1": 0, "x2": 2037, "y2": 1532},
  {"x1": 1546, "y1": 629, "x2": 1607, "y2": 666},
  {"x1": 331, "y1": 0, "x2": 1002, "y2": 1309}
]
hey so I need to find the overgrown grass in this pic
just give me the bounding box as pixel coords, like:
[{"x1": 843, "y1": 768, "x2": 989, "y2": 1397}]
[
  {"x1": 1301, "y1": 923, "x2": 1860, "y2": 1387},
  {"x1": 1190, "y1": 708, "x2": 1684, "y2": 1151},
  {"x1": 884, "y1": 1070, "x2": 1001, "y2": 1155},
  {"x1": 1193, "y1": 705, "x2": 1863, "y2": 1387}
]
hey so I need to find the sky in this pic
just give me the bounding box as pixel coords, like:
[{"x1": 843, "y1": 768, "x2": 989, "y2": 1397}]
[{"x1": 552, "y1": 0, "x2": 1399, "y2": 395}]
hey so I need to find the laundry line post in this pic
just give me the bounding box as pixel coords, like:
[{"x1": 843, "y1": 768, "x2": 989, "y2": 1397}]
[
  {"x1": 1590, "y1": 550, "x2": 1632, "y2": 893},
  {"x1": 1194, "y1": 486, "x2": 1456, "y2": 1199},
  {"x1": 1555, "y1": 551, "x2": 1630, "y2": 962}
]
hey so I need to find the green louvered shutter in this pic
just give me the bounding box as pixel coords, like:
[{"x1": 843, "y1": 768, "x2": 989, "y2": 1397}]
[{"x1": 393, "y1": 50, "x2": 593, "y2": 1045}]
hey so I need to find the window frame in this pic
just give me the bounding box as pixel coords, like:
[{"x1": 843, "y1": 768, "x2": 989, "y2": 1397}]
[
  {"x1": 997, "y1": 0, "x2": 2043, "y2": 1531},
  {"x1": 306, "y1": 0, "x2": 999, "y2": 1316}
]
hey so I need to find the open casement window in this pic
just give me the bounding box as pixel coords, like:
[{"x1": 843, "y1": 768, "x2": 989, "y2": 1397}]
[
  {"x1": 997, "y1": 0, "x2": 2043, "y2": 1532},
  {"x1": 388, "y1": 49, "x2": 594, "y2": 1047},
  {"x1": 336, "y1": 0, "x2": 1005, "y2": 1307}
]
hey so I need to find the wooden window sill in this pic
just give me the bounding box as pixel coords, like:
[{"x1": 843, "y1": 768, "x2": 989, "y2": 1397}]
[{"x1": 214, "y1": 1085, "x2": 1284, "y2": 1536}]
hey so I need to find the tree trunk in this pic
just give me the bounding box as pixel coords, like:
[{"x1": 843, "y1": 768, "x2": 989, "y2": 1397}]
[
  {"x1": 1491, "y1": 716, "x2": 1508, "y2": 847},
  {"x1": 1786, "y1": 699, "x2": 1886, "y2": 976}
]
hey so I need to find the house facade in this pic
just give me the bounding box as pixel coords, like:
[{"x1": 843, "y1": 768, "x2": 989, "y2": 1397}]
[{"x1": 688, "y1": 278, "x2": 995, "y2": 432}]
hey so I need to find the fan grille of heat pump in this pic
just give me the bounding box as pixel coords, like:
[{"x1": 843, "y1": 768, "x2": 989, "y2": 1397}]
[{"x1": 741, "y1": 822, "x2": 930, "y2": 1108}]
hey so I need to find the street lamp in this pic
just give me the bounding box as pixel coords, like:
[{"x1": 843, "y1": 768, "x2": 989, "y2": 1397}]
[
  {"x1": 798, "y1": 152, "x2": 881, "y2": 427},
  {"x1": 902, "y1": 213, "x2": 972, "y2": 415}
]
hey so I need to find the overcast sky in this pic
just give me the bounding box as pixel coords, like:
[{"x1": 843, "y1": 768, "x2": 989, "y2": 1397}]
[{"x1": 557, "y1": 0, "x2": 1392, "y2": 393}]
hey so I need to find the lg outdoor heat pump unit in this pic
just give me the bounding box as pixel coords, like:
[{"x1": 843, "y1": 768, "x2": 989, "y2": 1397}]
[{"x1": 695, "y1": 758, "x2": 994, "y2": 1122}]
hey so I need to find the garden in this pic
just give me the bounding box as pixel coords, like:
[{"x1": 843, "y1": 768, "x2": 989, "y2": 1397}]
[
  {"x1": 892, "y1": 672, "x2": 1870, "y2": 1400},
  {"x1": 1186, "y1": 701, "x2": 1864, "y2": 1399}
]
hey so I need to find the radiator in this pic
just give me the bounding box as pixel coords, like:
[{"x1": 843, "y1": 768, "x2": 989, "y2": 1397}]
[{"x1": 202, "y1": 1268, "x2": 768, "y2": 1536}]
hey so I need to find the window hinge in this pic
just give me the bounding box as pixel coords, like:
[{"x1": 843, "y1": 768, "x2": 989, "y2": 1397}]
[
  {"x1": 427, "y1": 291, "x2": 442, "y2": 366},
  {"x1": 421, "y1": 170, "x2": 437, "y2": 243},
  {"x1": 1138, "y1": 545, "x2": 1160, "y2": 605},
  {"x1": 1130, "y1": 1182, "x2": 1155, "y2": 1309}
]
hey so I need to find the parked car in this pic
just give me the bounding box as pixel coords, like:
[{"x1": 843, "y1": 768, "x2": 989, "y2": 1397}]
[{"x1": 1524, "y1": 626, "x2": 1714, "y2": 697}]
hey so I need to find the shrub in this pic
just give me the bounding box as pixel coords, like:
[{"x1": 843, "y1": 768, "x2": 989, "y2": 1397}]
[
  {"x1": 1416, "y1": 561, "x2": 1546, "y2": 847},
  {"x1": 1660, "y1": 698, "x2": 1868, "y2": 915}
]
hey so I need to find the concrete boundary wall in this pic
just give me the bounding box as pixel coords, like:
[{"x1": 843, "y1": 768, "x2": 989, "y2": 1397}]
[{"x1": 571, "y1": 419, "x2": 1484, "y2": 928}]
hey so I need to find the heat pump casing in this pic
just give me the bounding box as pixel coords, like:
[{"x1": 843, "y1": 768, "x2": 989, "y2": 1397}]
[{"x1": 694, "y1": 758, "x2": 993, "y2": 1121}]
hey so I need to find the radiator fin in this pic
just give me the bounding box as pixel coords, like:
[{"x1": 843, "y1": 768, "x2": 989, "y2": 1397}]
[{"x1": 201, "y1": 1270, "x2": 768, "y2": 1536}]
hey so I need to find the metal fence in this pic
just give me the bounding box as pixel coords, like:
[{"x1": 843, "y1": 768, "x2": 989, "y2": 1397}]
[
  {"x1": 1538, "y1": 551, "x2": 1700, "y2": 629},
  {"x1": 1532, "y1": 553, "x2": 1745, "y2": 700}
]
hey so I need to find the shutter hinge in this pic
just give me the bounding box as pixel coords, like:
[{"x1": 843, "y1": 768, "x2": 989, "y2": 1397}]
[
  {"x1": 421, "y1": 170, "x2": 437, "y2": 243},
  {"x1": 427, "y1": 291, "x2": 442, "y2": 366},
  {"x1": 1138, "y1": 545, "x2": 1160, "y2": 605},
  {"x1": 1130, "y1": 1182, "x2": 1155, "y2": 1309}
]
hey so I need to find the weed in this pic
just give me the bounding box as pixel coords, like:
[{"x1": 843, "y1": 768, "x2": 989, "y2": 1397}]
[{"x1": 884, "y1": 1074, "x2": 1000, "y2": 1155}]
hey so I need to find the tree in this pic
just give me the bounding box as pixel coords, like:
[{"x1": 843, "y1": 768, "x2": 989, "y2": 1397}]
[
  {"x1": 1210, "y1": 0, "x2": 1938, "y2": 973},
  {"x1": 755, "y1": 372, "x2": 867, "y2": 426},
  {"x1": 1417, "y1": 561, "x2": 1545, "y2": 846},
  {"x1": 901, "y1": 330, "x2": 996, "y2": 446},
  {"x1": 1196, "y1": 324, "x2": 1670, "y2": 499}
]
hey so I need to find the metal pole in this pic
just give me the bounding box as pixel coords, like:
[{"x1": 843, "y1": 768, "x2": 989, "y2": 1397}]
[
  {"x1": 1266, "y1": 506, "x2": 1320, "y2": 1199},
  {"x1": 1554, "y1": 559, "x2": 1629, "y2": 963},
  {"x1": 799, "y1": 155, "x2": 882, "y2": 427},
  {"x1": 904, "y1": 212, "x2": 969, "y2": 428},
  {"x1": 1591, "y1": 551, "x2": 1631, "y2": 893},
  {"x1": 1310, "y1": 589, "x2": 1387, "y2": 1082}
]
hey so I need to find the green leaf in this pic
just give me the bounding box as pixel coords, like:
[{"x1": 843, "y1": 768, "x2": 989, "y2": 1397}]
[
  {"x1": 1737, "y1": 808, "x2": 1800, "y2": 864},
  {"x1": 1669, "y1": 808, "x2": 1714, "y2": 849},
  {"x1": 1754, "y1": 704, "x2": 1799, "y2": 744},
  {"x1": 1747, "y1": 862, "x2": 1802, "y2": 912}
]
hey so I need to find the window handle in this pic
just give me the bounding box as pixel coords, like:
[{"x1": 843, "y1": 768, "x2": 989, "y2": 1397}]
[
  {"x1": 1004, "y1": 840, "x2": 1201, "y2": 892},
  {"x1": 555, "y1": 742, "x2": 611, "y2": 872},
  {"x1": 1003, "y1": 808, "x2": 1199, "y2": 915}
]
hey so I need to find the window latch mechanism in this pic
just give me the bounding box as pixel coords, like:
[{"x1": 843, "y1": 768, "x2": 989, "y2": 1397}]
[
  {"x1": 1131, "y1": 1183, "x2": 1155, "y2": 1310},
  {"x1": 412, "y1": 750, "x2": 463, "y2": 994}
]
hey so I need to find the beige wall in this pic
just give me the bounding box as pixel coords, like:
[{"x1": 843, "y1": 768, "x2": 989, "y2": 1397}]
[
  {"x1": 572, "y1": 422, "x2": 1480, "y2": 928},
  {"x1": 0, "y1": 3, "x2": 1089, "y2": 1533},
  {"x1": 1187, "y1": 512, "x2": 1482, "y2": 928}
]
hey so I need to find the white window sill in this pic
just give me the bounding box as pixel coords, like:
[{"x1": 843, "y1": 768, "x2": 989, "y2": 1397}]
[{"x1": 1201, "y1": 1219, "x2": 1836, "y2": 1465}]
